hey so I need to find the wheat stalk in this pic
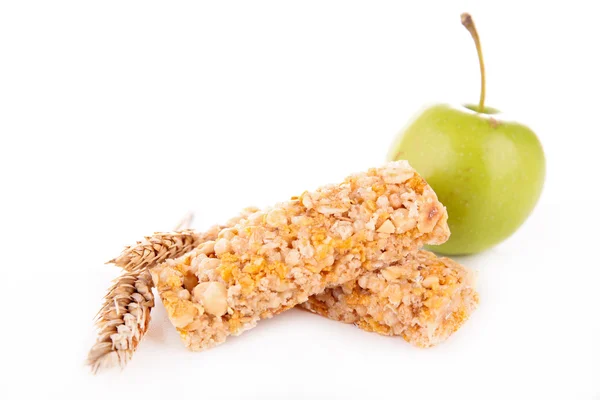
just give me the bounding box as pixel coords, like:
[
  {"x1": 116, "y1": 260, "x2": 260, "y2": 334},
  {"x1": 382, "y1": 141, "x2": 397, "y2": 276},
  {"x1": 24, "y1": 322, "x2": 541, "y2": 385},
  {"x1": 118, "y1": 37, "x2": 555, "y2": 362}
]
[{"x1": 86, "y1": 269, "x2": 155, "y2": 373}]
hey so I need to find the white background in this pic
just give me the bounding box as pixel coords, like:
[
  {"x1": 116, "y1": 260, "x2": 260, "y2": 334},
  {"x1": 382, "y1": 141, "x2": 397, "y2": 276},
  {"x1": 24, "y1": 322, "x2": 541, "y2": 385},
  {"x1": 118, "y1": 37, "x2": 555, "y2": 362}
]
[{"x1": 1, "y1": 1, "x2": 599, "y2": 399}]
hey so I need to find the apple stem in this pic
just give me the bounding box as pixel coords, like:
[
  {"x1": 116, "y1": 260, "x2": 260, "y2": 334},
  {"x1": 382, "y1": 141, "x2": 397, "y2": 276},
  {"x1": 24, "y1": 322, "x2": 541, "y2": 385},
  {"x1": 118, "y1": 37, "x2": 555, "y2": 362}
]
[{"x1": 461, "y1": 13, "x2": 486, "y2": 112}]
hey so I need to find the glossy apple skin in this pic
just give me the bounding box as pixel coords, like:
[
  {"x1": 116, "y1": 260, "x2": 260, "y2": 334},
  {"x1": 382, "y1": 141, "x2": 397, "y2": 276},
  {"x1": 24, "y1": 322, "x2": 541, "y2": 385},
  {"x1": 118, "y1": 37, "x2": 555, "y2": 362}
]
[{"x1": 388, "y1": 103, "x2": 545, "y2": 255}]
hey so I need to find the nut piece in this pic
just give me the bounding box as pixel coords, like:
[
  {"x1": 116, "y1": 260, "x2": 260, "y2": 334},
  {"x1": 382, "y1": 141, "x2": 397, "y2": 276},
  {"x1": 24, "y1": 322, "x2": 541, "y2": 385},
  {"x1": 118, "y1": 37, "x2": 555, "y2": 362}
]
[
  {"x1": 389, "y1": 193, "x2": 402, "y2": 209},
  {"x1": 376, "y1": 219, "x2": 396, "y2": 234},
  {"x1": 193, "y1": 282, "x2": 228, "y2": 317},
  {"x1": 417, "y1": 203, "x2": 441, "y2": 233},
  {"x1": 391, "y1": 208, "x2": 417, "y2": 232}
]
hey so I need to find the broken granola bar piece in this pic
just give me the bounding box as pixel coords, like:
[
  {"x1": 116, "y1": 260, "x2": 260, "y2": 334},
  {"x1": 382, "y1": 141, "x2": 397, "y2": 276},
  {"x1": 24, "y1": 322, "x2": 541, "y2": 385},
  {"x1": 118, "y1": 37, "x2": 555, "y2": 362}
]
[{"x1": 302, "y1": 250, "x2": 479, "y2": 347}]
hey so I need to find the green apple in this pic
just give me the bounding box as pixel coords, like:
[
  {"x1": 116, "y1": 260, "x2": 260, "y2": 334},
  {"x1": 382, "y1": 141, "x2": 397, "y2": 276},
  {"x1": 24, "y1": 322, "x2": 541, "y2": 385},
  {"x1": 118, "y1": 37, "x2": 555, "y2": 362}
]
[{"x1": 387, "y1": 14, "x2": 545, "y2": 255}]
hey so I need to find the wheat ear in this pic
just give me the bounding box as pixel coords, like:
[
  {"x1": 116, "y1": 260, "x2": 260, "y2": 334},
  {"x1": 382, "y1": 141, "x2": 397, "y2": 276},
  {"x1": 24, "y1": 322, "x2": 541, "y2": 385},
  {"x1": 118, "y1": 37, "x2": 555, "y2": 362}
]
[
  {"x1": 86, "y1": 269, "x2": 155, "y2": 373},
  {"x1": 108, "y1": 229, "x2": 202, "y2": 272},
  {"x1": 88, "y1": 214, "x2": 197, "y2": 373}
]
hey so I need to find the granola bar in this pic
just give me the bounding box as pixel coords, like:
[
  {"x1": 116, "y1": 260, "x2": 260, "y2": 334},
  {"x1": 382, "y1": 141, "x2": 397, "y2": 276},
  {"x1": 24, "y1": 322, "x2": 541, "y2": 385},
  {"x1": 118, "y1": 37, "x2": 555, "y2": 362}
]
[
  {"x1": 302, "y1": 250, "x2": 478, "y2": 347},
  {"x1": 151, "y1": 161, "x2": 450, "y2": 351}
]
